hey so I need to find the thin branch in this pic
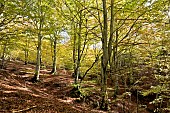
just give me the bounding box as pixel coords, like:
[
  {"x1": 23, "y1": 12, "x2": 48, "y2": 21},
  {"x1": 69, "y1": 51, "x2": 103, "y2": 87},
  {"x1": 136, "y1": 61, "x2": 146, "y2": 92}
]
[
  {"x1": 80, "y1": 54, "x2": 101, "y2": 83},
  {"x1": 117, "y1": 11, "x2": 147, "y2": 45}
]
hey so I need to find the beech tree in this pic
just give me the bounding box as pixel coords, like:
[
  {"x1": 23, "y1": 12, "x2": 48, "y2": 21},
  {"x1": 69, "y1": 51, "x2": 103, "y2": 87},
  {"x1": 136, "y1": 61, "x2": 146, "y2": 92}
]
[
  {"x1": 0, "y1": 0, "x2": 25, "y2": 68},
  {"x1": 63, "y1": 0, "x2": 100, "y2": 84},
  {"x1": 19, "y1": 0, "x2": 59, "y2": 82}
]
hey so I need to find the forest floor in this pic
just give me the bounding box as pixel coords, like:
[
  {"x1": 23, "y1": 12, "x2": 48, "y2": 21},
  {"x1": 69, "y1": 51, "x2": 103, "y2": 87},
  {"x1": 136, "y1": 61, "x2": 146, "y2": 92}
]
[{"x1": 0, "y1": 60, "x2": 153, "y2": 113}]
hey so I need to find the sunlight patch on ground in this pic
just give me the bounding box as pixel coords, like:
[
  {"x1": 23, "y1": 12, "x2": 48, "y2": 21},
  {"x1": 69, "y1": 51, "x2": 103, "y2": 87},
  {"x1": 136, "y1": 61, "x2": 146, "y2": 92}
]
[
  {"x1": 58, "y1": 97, "x2": 77, "y2": 104},
  {"x1": 3, "y1": 90, "x2": 17, "y2": 93},
  {"x1": 0, "y1": 83, "x2": 30, "y2": 92},
  {"x1": 31, "y1": 93, "x2": 43, "y2": 98},
  {"x1": 20, "y1": 74, "x2": 33, "y2": 77}
]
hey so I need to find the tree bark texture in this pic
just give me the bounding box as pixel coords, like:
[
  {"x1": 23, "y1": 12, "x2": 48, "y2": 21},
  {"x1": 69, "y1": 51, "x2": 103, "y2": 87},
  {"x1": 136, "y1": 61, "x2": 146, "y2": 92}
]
[
  {"x1": 33, "y1": 33, "x2": 42, "y2": 81},
  {"x1": 0, "y1": 40, "x2": 7, "y2": 69},
  {"x1": 51, "y1": 35, "x2": 57, "y2": 75},
  {"x1": 100, "y1": 0, "x2": 109, "y2": 110}
]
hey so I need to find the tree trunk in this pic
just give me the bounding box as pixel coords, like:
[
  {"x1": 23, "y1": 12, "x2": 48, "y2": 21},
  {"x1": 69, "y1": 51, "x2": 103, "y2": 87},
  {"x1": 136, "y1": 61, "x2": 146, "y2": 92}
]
[
  {"x1": 100, "y1": 56, "x2": 109, "y2": 110},
  {"x1": 74, "y1": 11, "x2": 82, "y2": 84},
  {"x1": 113, "y1": 29, "x2": 119, "y2": 98},
  {"x1": 108, "y1": 0, "x2": 114, "y2": 63},
  {"x1": 51, "y1": 35, "x2": 57, "y2": 75},
  {"x1": 24, "y1": 50, "x2": 28, "y2": 65},
  {"x1": 108, "y1": 0, "x2": 115, "y2": 86},
  {"x1": 73, "y1": 23, "x2": 77, "y2": 79},
  {"x1": 32, "y1": 0, "x2": 44, "y2": 82},
  {"x1": 32, "y1": 33, "x2": 42, "y2": 82},
  {"x1": 0, "y1": 40, "x2": 7, "y2": 69},
  {"x1": 24, "y1": 38, "x2": 29, "y2": 65},
  {"x1": 100, "y1": 0, "x2": 109, "y2": 110}
]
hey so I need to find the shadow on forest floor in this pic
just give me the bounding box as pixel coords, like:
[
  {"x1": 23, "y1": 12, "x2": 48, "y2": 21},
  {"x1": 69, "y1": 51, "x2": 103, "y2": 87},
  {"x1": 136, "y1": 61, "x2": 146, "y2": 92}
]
[
  {"x1": 0, "y1": 60, "x2": 107, "y2": 113},
  {"x1": 0, "y1": 60, "x2": 154, "y2": 113}
]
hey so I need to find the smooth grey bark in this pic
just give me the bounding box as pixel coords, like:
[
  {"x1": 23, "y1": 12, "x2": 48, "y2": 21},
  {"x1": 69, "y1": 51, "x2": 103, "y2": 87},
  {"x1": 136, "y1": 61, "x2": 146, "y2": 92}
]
[
  {"x1": 75, "y1": 10, "x2": 82, "y2": 84},
  {"x1": 32, "y1": 0, "x2": 44, "y2": 82},
  {"x1": 51, "y1": 34, "x2": 57, "y2": 75},
  {"x1": 33, "y1": 33, "x2": 42, "y2": 82}
]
